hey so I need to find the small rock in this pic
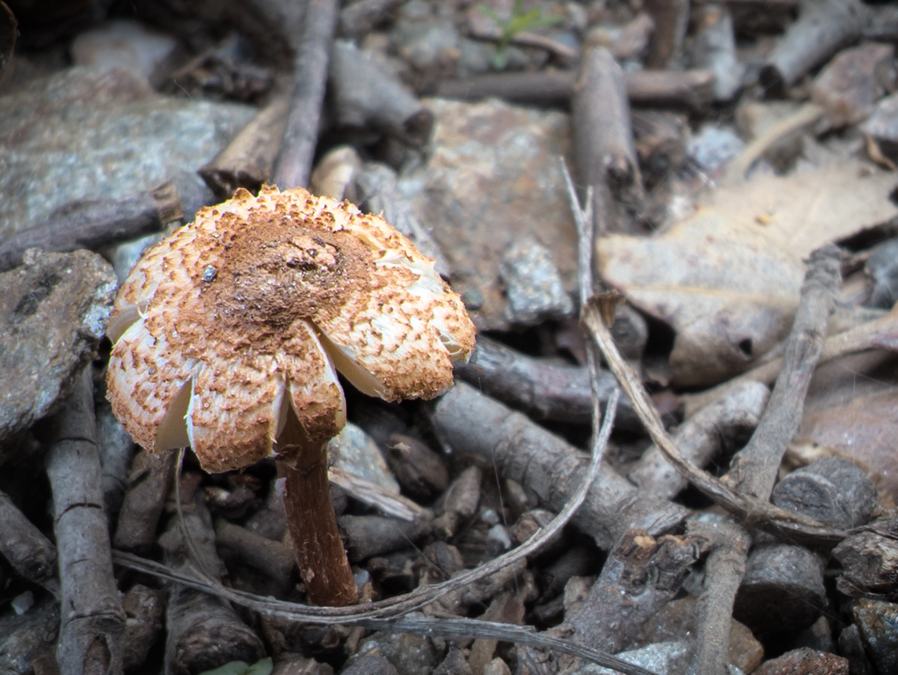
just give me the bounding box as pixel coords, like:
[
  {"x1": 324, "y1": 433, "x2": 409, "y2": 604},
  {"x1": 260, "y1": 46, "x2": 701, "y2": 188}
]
[
  {"x1": 391, "y1": 4, "x2": 461, "y2": 83},
  {"x1": 356, "y1": 633, "x2": 441, "y2": 675},
  {"x1": 329, "y1": 423, "x2": 400, "y2": 495},
  {"x1": 838, "y1": 624, "x2": 875, "y2": 675},
  {"x1": 433, "y1": 647, "x2": 472, "y2": 675},
  {"x1": 586, "y1": 13, "x2": 654, "y2": 62},
  {"x1": 832, "y1": 517, "x2": 898, "y2": 599},
  {"x1": 772, "y1": 457, "x2": 876, "y2": 529},
  {"x1": 107, "y1": 233, "x2": 164, "y2": 283},
  {"x1": 482, "y1": 657, "x2": 511, "y2": 675},
  {"x1": 638, "y1": 595, "x2": 763, "y2": 673},
  {"x1": 687, "y1": 124, "x2": 744, "y2": 175},
  {"x1": 0, "y1": 597, "x2": 59, "y2": 674},
  {"x1": 273, "y1": 653, "x2": 334, "y2": 675},
  {"x1": 386, "y1": 433, "x2": 449, "y2": 502},
  {"x1": 863, "y1": 92, "x2": 898, "y2": 163},
  {"x1": 753, "y1": 648, "x2": 848, "y2": 675},
  {"x1": 122, "y1": 584, "x2": 166, "y2": 671},
  {"x1": 500, "y1": 236, "x2": 574, "y2": 326},
  {"x1": 340, "y1": 653, "x2": 397, "y2": 675},
  {"x1": 812, "y1": 42, "x2": 897, "y2": 128},
  {"x1": 11, "y1": 591, "x2": 33, "y2": 615},
  {"x1": 0, "y1": 249, "x2": 116, "y2": 443},
  {"x1": 794, "y1": 616, "x2": 835, "y2": 654},
  {"x1": 70, "y1": 19, "x2": 179, "y2": 85},
  {"x1": 853, "y1": 598, "x2": 898, "y2": 674},
  {"x1": 735, "y1": 543, "x2": 826, "y2": 634},
  {"x1": 575, "y1": 640, "x2": 690, "y2": 675}
]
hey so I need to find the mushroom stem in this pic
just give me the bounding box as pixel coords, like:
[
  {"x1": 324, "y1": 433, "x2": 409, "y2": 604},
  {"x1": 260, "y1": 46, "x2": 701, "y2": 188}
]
[{"x1": 280, "y1": 451, "x2": 358, "y2": 606}]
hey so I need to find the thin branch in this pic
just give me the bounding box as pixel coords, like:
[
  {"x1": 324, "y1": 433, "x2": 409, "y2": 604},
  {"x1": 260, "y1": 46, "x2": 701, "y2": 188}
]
[
  {"x1": 44, "y1": 366, "x2": 124, "y2": 673},
  {"x1": 726, "y1": 245, "x2": 842, "y2": 500},
  {"x1": 690, "y1": 245, "x2": 841, "y2": 673},
  {"x1": 0, "y1": 182, "x2": 181, "y2": 272},
  {"x1": 562, "y1": 163, "x2": 846, "y2": 546},
  {"x1": 131, "y1": 391, "x2": 618, "y2": 620},
  {"x1": 113, "y1": 395, "x2": 651, "y2": 673},
  {"x1": 683, "y1": 302, "x2": 898, "y2": 415},
  {"x1": 688, "y1": 517, "x2": 750, "y2": 674},
  {"x1": 272, "y1": 0, "x2": 339, "y2": 188}
]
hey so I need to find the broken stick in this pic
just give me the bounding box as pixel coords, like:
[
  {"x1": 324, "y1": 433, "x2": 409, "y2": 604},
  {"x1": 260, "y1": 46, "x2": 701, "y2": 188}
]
[
  {"x1": 572, "y1": 46, "x2": 643, "y2": 234},
  {"x1": 0, "y1": 182, "x2": 181, "y2": 272},
  {"x1": 43, "y1": 366, "x2": 125, "y2": 674},
  {"x1": 430, "y1": 382, "x2": 688, "y2": 550},
  {"x1": 272, "y1": 0, "x2": 339, "y2": 188},
  {"x1": 760, "y1": 0, "x2": 867, "y2": 93},
  {"x1": 691, "y1": 245, "x2": 841, "y2": 673}
]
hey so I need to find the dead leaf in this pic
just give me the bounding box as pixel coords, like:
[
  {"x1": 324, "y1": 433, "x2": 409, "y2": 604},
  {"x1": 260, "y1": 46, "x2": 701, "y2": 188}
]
[
  {"x1": 598, "y1": 161, "x2": 898, "y2": 386},
  {"x1": 795, "y1": 352, "x2": 898, "y2": 508}
]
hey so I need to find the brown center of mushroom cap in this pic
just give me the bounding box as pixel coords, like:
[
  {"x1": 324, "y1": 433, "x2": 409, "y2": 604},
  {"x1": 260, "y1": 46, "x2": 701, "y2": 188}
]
[{"x1": 202, "y1": 217, "x2": 372, "y2": 337}]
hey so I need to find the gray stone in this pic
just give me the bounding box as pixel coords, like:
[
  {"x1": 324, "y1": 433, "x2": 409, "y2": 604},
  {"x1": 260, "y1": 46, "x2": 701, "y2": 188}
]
[
  {"x1": 500, "y1": 235, "x2": 574, "y2": 326},
  {"x1": 328, "y1": 423, "x2": 399, "y2": 495},
  {"x1": 571, "y1": 640, "x2": 691, "y2": 675},
  {"x1": 356, "y1": 632, "x2": 440, "y2": 675},
  {"x1": 70, "y1": 19, "x2": 179, "y2": 84},
  {"x1": 0, "y1": 597, "x2": 59, "y2": 674},
  {"x1": 0, "y1": 66, "x2": 253, "y2": 241},
  {"x1": 0, "y1": 249, "x2": 116, "y2": 443},
  {"x1": 400, "y1": 98, "x2": 576, "y2": 330},
  {"x1": 687, "y1": 124, "x2": 744, "y2": 174},
  {"x1": 853, "y1": 598, "x2": 898, "y2": 675}
]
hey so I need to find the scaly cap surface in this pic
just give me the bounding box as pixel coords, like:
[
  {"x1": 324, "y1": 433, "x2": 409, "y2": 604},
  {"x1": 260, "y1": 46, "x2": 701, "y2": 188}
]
[{"x1": 107, "y1": 185, "x2": 475, "y2": 472}]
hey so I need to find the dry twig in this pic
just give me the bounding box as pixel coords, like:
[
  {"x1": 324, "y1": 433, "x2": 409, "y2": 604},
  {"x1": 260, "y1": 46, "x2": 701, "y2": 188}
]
[
  {"x1": 272, "y1": 0, "x2": 339, "y2": 188},
  {"x1": 0, "y1": 182, "x2": 181, "y2": 272},
  {"x1": 690, "y1": 245, "x2": 841, "y2": 673},
  {"x1": 113, "y1": 393, "x2": 654, "y2": 674},
  {"x1": 43, "y1": 367, "x2": 124, "y2": 674},
  {"x1": 562, "y1": 165, "x2": 846, "y2": 546}
]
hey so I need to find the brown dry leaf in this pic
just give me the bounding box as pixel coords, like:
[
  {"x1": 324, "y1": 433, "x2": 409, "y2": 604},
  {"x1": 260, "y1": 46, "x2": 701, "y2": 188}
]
[
  {"x1": 795, "y1": 352, "x2": 898, "y2": 507},
  {"x1": 597, "y1": 161, "x2": 898, "y2": 386}
]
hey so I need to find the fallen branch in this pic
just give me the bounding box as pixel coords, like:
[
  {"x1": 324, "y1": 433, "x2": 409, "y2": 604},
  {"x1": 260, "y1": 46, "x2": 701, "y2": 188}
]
[
  {"x1": 0, "y1": 182, "x2": 181, "y2": 272},
  {"x1": 431, "y1": 384, "x2": 688, "y2": 549},
  {"x1": 435, "y1": 69, "x2": 715, "y2": 111},
  {"x1": 688, "y1": 515, "x2": 750, "y2": 674},
  {"x1": 759, "y1": 0, "x2": 867, "y2": 93},
  {"x1": 563, "y1": 165, "x2": 846, "y2": 546},
  {"x1": 272, "y1": 0, "x2": 339, "y2": 188},
  {"x1": 199, "y1": 96, "x2": 290, "y2": 197},
  {"x1": 455, "y1": 333, "x2": 638, "y2": 427},
  {"x1": 42, "y1": 366, "x2": 124, "y2": 674},
  {"x1": 644, "y1": 0, "x2": 690, "y2": 68},
  {"x1": 683, "y1": 302, "x2": 898, "y2": 415},
  {"x1": 0, "y1": 489, "x2": 59, "y2": 597},
  {"x1": 572, "y1": 46, "x2": 643, "y2": 233},
  {"x1": 329, "y1": 40, "x2": 433, "y2": 147},
  {"x1": 160, "y1": 482, "x2": 264, "y2": 671},
  {"x1": 690, "y1": 245, "x2": 841, "y2": 673},
  {"x1": 629, "y1": 380, "x2": 769, "y2": 500},
  {"x1": 725, "y1": 246, "x2": 842, "y2": 499},
  {"x1": 566, "y1": 530, "x2": 708, "y2": 654},
  {"x1": 112, "y1": 395, "x2": 654, "y2": 674}
]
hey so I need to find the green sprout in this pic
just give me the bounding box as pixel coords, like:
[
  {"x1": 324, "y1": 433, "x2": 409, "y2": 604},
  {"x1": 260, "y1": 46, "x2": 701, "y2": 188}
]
[{"x1": 480, "y1": 0, "x2": 564, "y2": 69}]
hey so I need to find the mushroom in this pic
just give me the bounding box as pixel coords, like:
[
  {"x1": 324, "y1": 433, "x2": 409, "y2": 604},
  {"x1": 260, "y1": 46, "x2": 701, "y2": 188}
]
[{"x1": 106, "y1": 185, "x2": 475, "y2": 605}]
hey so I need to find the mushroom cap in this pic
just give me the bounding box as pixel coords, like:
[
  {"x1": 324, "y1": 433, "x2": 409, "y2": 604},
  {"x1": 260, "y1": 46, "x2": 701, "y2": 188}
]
[{"x1": 106, "y1": 185, "x2": 475, "y2": 472}]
